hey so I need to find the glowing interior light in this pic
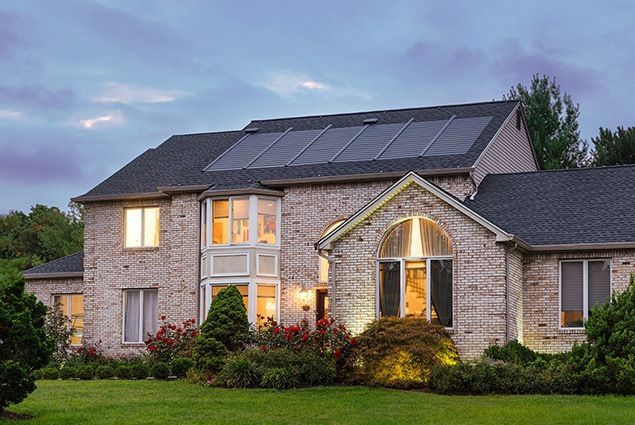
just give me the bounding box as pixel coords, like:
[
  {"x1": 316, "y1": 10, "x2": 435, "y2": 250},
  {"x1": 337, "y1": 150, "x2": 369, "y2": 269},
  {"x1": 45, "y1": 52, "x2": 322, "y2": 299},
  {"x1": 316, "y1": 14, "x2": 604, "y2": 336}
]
[{"x1": 410, "y1": 218, "x2": 424, "y2": 257}]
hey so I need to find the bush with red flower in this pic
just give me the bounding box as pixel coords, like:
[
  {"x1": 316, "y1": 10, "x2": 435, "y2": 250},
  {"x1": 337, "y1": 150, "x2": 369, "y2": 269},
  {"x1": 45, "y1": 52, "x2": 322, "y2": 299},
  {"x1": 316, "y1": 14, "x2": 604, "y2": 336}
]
[
  {"x1": 74, "y1": 340, "x2": 105, "y2": 363},
  {"x1": 145, "y1": 315, "x2": 198, "y2": 362}
]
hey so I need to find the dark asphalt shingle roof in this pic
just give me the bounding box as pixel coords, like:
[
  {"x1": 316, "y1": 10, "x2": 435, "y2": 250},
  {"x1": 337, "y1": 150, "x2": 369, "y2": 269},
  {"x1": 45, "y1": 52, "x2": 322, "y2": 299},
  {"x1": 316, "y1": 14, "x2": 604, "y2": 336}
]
[
  {"x1": 23, "y1": 251, "x2": 84, "y2": 276},
  {"x1": 79, "y1": 100, "x2": 519, "y2": 197},
  {"x1": 464, "y1": 165, "x2": 635, "y2": 246}
]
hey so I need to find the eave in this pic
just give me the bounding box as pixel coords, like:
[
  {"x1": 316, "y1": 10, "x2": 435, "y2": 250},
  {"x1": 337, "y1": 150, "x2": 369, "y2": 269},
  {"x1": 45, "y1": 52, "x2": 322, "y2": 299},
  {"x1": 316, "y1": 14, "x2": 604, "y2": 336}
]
[{"x1": 23, "y1": 272, "x2": 84, "y2": 280}]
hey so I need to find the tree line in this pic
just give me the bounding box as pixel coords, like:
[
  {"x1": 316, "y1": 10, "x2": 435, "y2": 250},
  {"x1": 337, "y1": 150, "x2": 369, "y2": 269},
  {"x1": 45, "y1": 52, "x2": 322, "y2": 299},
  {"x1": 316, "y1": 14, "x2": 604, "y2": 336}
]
[{"x1": 504, "y1": 74, "x2": 635, "y2": 169}]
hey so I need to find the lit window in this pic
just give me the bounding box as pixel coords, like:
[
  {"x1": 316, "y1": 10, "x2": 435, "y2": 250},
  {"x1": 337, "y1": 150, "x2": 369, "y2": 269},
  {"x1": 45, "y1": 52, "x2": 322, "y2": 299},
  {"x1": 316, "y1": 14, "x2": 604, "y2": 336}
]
[
  {"x1": 560, "y1": 260, "x2": 610, "y2": 328},
  {"x1": 125, "y1": 207, "x2": 159, "y2": 248},
  {"x1": 319, "y1": 219, "x2": 346, "y2": 283},
  {"x1": 53, "y1": 294, "x2": 84, "y2": 346},
  {"x1": 257, "y1": 199, "x2": 277, "y2": 244},
  {"x1": 123, "y1": 289, "x2": 158, "y2": 343},
  {"x1": 212, "y1": 200, "x2": 229, "y2": 244},
  {"x1": 211, "y1": 284, "x2": 249, "y2": 312},
  {"x1": 377, "y1": 218, "x2": 453, "y2": 327},
  {"x1": 257, "y1": 285, "x2": 277, "y2": 326},
  {"x1": 232, "y1": 198, "x2": 250, "y2": 243}
]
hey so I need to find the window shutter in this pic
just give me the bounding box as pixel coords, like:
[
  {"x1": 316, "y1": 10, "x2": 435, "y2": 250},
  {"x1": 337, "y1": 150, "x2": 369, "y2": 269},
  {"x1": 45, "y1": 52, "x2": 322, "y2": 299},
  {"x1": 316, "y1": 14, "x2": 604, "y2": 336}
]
[
  {"x1": 561, "y1": 262, "x2": 583, "y2": 312},
  {"x1": 588, "y1": 260, "x2": 610, "y2": 310}
]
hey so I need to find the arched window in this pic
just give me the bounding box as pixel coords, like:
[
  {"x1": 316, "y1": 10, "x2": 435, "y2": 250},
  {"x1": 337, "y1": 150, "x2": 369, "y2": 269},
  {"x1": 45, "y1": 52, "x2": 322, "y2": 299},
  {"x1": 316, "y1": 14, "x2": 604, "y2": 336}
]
[
  {"x1": 377, "y1": 218, "x2": 453, "y2": 327},
  {"x1": 319, "y1": 219, "x2": 346, "y2": 283}
]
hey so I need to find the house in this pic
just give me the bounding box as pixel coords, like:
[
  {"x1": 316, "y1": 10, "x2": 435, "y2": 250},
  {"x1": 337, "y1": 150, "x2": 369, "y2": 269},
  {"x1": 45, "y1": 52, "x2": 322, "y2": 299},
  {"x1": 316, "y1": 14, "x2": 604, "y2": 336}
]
[{"x1": 23, "y1": 100, "x2": 635, "y2": 359}]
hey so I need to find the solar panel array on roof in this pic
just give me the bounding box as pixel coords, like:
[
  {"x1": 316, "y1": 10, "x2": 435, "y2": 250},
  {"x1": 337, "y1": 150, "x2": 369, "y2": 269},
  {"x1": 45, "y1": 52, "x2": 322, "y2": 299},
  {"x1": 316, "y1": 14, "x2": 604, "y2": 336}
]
[
  {"x1": 424, "y1": 116, "x2": 492, "y2": 156},
  {"x1": 204, "y1": 116, "x2": 493, "y2": 171}
]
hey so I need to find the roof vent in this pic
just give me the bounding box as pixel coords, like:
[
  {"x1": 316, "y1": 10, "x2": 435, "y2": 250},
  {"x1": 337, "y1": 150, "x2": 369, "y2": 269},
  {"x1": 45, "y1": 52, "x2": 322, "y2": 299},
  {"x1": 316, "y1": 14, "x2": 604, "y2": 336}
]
[
  {"x1": 363, "y1": 118, "x2": 378, "y2": 124},
  {"x1": 244, "y1": 127, "x2": 259, "y2": 133}
]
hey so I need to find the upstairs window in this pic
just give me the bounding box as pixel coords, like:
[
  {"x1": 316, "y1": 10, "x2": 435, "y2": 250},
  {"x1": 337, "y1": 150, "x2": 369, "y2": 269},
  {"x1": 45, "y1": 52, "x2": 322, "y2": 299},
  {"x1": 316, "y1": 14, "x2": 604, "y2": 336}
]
[
  {"x1": 257, "y1": 199, "x2": 278, "y2": 244},
  {"x1": 125, "y1": 207, "x2": 159, "y2": 248},
  {"x1": 212, "y1": 200, "x2": 229, "y2": 244},
  {"x1": 232, "y1": 198, "x2": 250, "y2": 244},
  {"x1": 560, "y1": 260, "x2": 611, "y2": 328}
]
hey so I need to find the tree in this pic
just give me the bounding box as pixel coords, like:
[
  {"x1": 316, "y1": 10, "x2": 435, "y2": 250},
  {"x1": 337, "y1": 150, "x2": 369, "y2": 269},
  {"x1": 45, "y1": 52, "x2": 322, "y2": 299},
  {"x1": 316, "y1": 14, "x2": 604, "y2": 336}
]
[
  {"x1": 0, "y1": 273, "x2": 53, "y2": 413},
  {"x1": 591, "y1": 126, "x2": 635, "y2": 166},
  {"x1": 504, "y1": 74, "x2": 588, "y2": 169}
]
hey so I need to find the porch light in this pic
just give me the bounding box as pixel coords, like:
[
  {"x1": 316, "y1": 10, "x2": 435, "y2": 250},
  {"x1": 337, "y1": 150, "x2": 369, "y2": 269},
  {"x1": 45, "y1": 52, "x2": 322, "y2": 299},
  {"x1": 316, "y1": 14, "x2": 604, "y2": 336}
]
[{"x1": 298, "y1": 287, "x2": 311, "y2": 312}]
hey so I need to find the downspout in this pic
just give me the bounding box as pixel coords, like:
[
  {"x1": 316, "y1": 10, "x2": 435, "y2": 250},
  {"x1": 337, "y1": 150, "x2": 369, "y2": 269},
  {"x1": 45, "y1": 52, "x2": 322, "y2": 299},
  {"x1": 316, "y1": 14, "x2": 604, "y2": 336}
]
[{"x1": 317, "y1": 246, "x2": 335, "y2": 313}]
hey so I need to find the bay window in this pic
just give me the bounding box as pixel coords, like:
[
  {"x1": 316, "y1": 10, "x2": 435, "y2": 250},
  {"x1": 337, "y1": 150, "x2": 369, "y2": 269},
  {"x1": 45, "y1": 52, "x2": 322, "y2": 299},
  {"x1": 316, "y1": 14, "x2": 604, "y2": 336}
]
[
  {"x1": 257, "y1": 199, "x2": 277, "y2": 244},
  {"x1": 560, "y1": 259, "x2": 611, "y2": 328},
  {"x1": 212, "y1": 200, "x2": 229, "y2": 244},
  {"x1": 123, "y1": 289, "x2": 158, "y2": 343},
  {"x1": 125, "y1": 207, "x2": 159, "y2": 248},
  {"x1": 53, "y1": 293, "x2": 84, "y2": 346},
  {"x1": 200, "y1": 282, "x2": 278, "y2": 325},
  {"x1": 232, "y1": 198, "x2": 250, "y2": 243}
]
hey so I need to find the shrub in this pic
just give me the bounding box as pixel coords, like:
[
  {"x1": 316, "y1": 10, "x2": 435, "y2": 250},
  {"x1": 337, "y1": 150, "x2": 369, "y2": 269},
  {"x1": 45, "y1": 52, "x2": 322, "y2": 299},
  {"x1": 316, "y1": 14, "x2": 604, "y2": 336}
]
[
  {"x1": 151, "y1": 362, "x2": 170, "y2": 380},
  {"x1": 192, "y1": 336, "x2": 228, "y2": 374},
  {"x1": 170, "y1": 357, "x2": 194, "y2": 378},
  {"x1": 44, "y1": 304, "x2": 73, "y2": 364},
  {"x1": 261, "y1": 367, "x2": 300, "y2": 390},
  {"x1": 76, "y1": 365, "x2": 95, "y2": 380},
  {"x1": 38, "y1": 367, "x2": 59, "y2": 380},
  {"x1": 343, "y1": 317, "x2": 459, "y2": 388},
  {"x1": 115, "y1": 364, "x2": 132, "y2": 379},
  {"x1": 129, "y1": 362, "x2": 149, "y2": 380},
  {"x1": 484, "y1": 340, "x2": 539, "y2": 365},
  {"x1": 217, "y1": 357, "x2": 261, "y2": 388},
  {"x1": 145, "y1": 316, "x2": 198, "y2": 363},
  {"x1": 59, "y1": 366, "x2": 78, "y2": 380},
  {"x1": 95, "y1": 365, "x2": 115, "y2": 379},
  {"x1": 0, "y1": 273, "x2": 53, "y2": 412}
]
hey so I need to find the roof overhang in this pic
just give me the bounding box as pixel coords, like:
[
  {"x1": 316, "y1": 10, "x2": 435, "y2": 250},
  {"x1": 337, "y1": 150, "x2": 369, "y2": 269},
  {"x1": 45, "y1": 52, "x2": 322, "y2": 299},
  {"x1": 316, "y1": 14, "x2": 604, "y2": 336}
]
[
  {"x1": 316, "y1": 171, "x2": 524, "y2": 250},
  {"x1": 525, "y1": 242, "x2": 635, "y2": 252},
  {"x1": 261, "y1": 167, "x2": 473, "y2": 187},
  {"x1": 197, "y1": 188, "x2": 285, "y2": 201},
  {"x1": 72, "y1": 185, "x2": 211, "y2": 203},
  {"x1": 23, "y1": 272, "x2": 83, "y2": 280}
]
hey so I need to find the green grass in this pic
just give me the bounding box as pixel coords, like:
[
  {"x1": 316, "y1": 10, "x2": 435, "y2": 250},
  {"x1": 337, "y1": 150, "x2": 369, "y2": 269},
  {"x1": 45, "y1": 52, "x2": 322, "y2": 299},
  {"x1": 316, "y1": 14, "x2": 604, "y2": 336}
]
[{"x1": 8, "y1": 380, "x2": 635, "y2": 425}]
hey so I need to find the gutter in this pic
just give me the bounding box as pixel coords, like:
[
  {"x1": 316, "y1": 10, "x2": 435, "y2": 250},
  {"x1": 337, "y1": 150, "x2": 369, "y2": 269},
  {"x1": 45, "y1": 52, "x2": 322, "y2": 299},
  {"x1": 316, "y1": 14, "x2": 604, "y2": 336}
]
[
  {"x1": 197, "y1": 188, "x2": 285, "y2": 201},
  {"x1": 23, "y1": 272, "x2": 84, "y2": 280},
  {"x1": 72, "y1": 185, "x2": 211, "y2": 203}
]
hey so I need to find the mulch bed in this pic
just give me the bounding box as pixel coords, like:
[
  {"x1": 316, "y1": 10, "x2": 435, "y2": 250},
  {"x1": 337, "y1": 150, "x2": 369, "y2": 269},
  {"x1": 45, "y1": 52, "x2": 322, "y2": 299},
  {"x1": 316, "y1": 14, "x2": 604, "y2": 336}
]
[{"x1": 0, "y1": 411, "x2": 33, "y2": 421}]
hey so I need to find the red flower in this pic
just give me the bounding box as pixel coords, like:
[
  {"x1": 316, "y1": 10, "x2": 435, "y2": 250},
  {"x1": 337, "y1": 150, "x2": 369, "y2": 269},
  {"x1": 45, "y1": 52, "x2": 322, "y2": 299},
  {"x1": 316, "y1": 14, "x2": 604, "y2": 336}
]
[
  {"x1": 349, "y1": 338, "x2": 358, "y2": 346},
  {"x1": 169, "y1": 324, "x2": 177, "y2": 330},
  {"x1": 260, "y1": 345, "x2": 268, "y2": 352},
  {"x1": 160, "y1": 314, "x2": 167, "y2": 320},
  {"x1": 76, "y1": 347, "x2": 83, "y2": 354},
  {"x1": 165, "y1": 338, "x2": 174, "y2": 345},
  {"x1": 177, "y1": 327, "x2": 183, "y2": 334},
  {"x1": 301, "y1": 332, "x2": 309, "y2": 342},
  {"x1": 273, "y1": 327, "x2": 280, "y2": 334},
  {"x1": 334, "y1": 349, "x2": 342, "y2": 359}
]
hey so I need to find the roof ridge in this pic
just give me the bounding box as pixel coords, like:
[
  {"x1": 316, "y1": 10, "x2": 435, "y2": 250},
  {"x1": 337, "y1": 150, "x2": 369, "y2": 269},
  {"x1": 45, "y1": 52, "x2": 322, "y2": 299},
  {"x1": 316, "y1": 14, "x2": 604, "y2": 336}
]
[
  {"x1": 247, "y1": 99, "x2": 517, "y2": 125},
  {"x1": 171, "y1": 129, "x2": 245, "y2": 137},
  {"x1": 485, "y1": 164, "x2": 635, "y2": 177}
]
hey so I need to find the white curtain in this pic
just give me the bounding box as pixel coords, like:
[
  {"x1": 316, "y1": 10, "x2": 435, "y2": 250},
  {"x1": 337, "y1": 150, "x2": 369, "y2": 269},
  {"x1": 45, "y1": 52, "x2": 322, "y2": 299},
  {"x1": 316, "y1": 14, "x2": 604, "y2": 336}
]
[
  {"x1": 142, "y1": 290, "x2": 158, "y2": 338},
  {"x1": 124, "y1": 290, "x2": 140, "y2": 342}
]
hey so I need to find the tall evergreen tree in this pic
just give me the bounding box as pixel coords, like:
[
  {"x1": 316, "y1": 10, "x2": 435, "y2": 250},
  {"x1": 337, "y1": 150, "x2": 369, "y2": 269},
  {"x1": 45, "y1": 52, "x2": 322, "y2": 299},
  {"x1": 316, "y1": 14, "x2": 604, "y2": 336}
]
[
  {"x1": 591, "y1": 126, "x2": 635, "y2": 166},
  {"x1": 504, "y1": 74, "x2": 588, "y2": 169}
]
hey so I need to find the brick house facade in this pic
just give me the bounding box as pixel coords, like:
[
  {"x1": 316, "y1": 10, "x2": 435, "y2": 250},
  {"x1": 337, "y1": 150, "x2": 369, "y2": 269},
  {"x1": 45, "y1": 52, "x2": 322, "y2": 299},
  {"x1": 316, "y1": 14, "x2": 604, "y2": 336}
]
[{"x1": 24, "y1": 100, "x2": 635, "y2": 359}]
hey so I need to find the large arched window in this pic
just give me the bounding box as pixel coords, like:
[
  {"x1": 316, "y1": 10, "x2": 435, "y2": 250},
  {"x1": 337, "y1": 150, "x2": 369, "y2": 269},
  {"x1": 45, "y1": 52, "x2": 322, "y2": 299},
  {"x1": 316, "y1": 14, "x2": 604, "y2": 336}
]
[{"x1": 377, "y1": 217, "x2": 453, "y2": 327}]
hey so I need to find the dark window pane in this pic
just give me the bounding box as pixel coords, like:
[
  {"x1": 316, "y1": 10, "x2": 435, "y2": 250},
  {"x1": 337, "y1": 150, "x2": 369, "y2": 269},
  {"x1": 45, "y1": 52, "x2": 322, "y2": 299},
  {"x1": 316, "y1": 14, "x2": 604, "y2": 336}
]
[
  {"x1": 379, "y1": 261, "x2": 401, "y2": 317},
  {"x1": 561, "y1": 262, "x2": 583, "y2": 327},
  {"x1": 588, "y1": 260, "x2": 610, "y2": 311},
  {"x1": 430, "y1": 259, "x2": 453, "y2": 327}
]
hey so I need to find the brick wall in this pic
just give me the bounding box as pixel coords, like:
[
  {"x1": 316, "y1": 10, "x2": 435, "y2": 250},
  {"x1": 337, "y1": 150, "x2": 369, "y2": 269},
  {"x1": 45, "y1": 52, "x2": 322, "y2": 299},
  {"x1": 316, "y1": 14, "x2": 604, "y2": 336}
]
[
  {"x1": 278, "y1": 174, "x2": 475, "y2": 326},
  {"x1": 327, "y1": 182, "x2": 508, "y2": 359},
  {"x1": 83, "y1": 193, "x2": 199, "y2": 356},
  {"x1": 522, "y1": 249, "x2": 635, "y2": 353},
  {"x1": 25, "y1": 277, "x2": 84, "y2": 307}
]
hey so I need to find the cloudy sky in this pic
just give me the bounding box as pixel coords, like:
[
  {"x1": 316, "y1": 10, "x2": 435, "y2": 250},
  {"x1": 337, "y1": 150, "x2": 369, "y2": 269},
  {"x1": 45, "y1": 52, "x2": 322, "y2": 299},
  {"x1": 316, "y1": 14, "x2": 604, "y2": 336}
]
[{"x1": 1, "y1": 1, "x2": 633, "y2": 213}]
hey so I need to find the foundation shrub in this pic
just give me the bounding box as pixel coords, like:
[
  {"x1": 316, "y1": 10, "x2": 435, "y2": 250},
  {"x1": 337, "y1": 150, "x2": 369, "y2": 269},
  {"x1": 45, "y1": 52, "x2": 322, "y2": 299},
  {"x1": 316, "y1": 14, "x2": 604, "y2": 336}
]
[
  {"x1": 76, "y1": 365, "x2": 95, "y2": 380},
  {"x1": 114, "y1": 364, "x2": 132, "y2": 380},
  {"x1": 58, "y1": 366, "x2": 77, "y2": 380},
  {"x1": 170, "y1": 358, "x2": 194, "y2": 378},
  {"x1": 342, "y1": 317, "x2": 459, "y2": 388},
  {"x1": 129, "y1": 362, "x2": 149, "y2": 380},
  {"x1": 217, "y1": 357, "x2": 261, "y2": 388},
  {"x1": 38, "y1": 368, "x2": 59, "y2": 380},
  {"x1": 261, "y1": 367, "x2": 300, "y2": 390},
  {"x1": 150, "y1": 362, "x2": 170, "y2": 380},
  {"x1": 95, "y1": 365, "x2": 115, "y2": 379}
]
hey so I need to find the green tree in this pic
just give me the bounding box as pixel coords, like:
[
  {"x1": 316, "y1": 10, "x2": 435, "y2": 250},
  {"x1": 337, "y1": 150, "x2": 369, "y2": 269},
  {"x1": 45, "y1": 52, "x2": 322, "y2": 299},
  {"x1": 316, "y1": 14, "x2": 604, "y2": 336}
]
[
  {"x1": 504, "y1": 74, "x2": 588, "y2": 169},
  {"x1": 591, "y1": 126, "x2": 635, "y2": 166},
  {"x1": 0, "y1": 273, "x2": 53, "y2": 413}
]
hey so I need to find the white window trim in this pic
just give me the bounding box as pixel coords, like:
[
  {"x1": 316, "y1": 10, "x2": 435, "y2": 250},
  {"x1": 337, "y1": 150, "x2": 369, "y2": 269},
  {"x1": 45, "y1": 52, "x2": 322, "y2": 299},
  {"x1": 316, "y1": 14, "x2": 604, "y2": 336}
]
[
  {"x1": 255, "y1": 196, "x2": 281, "y2": 248},
  {"x1": 124, "y1": 206, "x2": 160, "y2": 248},
  {"x1": 200, "y1": 278, "x2": 279, "y2": 324},
  {"x1": 558, "y1": 259, "x2": 612, "y2": 330},
  {"x1": 256, "y1": 253, "x2": 279, "y2": 277},
  {"x1": 376, "y1": 256, "x2": 454, "y2": 329},
  {"x1": 122, "y1": 288, "x2": 157, "y2": 344},
  {"x1": 209, "y1": 252, "x2": 250, "y2": 277}
]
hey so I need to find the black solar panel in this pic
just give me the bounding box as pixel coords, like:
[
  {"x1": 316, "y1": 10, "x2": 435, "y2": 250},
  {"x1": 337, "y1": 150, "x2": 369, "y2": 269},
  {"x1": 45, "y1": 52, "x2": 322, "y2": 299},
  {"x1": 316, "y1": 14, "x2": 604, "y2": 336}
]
[
  {"x1": 333, "y1": 123, "x2": 405, "y2": 162},
  {"x1": 424, "y1": 116, "x2": 492, "y2": 156},
  {"x1": 248, "y1": 128, "x2": 322, "y2": 168},
  {"x1": 206, "y1": 132, "x2": 283, "y2": 170},
  {"x1": 377, "y1": 120, "x2": 447, "y2": 160},
  {"x1": 290, "y1": 126, "x2": 364, "y2": 165}
]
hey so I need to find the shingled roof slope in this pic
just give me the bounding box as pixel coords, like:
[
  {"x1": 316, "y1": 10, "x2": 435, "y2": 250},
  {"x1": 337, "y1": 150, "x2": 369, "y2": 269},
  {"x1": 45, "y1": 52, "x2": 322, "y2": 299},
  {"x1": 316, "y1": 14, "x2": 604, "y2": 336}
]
[
  {"x1": 464, "y1": 165, "x2": 635, "y2": 246},
  {"x1": 23, "y1": 251, "x2": 84, "y2": 277},
  {"x1": 77, "y1": 100, "x2": 519, "y2": 198}
]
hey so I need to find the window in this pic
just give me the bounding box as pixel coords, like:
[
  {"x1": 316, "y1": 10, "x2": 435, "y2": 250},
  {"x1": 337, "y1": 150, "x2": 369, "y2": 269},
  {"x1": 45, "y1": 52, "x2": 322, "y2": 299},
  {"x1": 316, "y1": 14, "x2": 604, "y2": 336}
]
[
  {"x1": 211, "y1": 284, "x2": 249, "y2": 315},
  {"x1": 212, "y1": 200, "x2": 229, "y2": 244},
  {"x1": 232, "y1": 198, "x2": 250, "y2": 243},
  {"x1": 201, "y1": 202, "x2": 207, "y2": 247},
  {"x1": 560, "y1": 260, "x2": 611, "y2": 328},
  {"x1": 53, "y1": 294, "x2": 84, "y2": 346},
  {"x1": 319, "y1": 219, "x2": 346, "y2": 283},
  {"x1": 377, "y1": 218, "x2": 453, "y2": 327},
  {"x1": 123, "y1": 289, "x2": 158, "y2": 343},
  {"x1": 257, "y1": 199, "x2": 278, "y2": 244},
  {"x1": 256, "y1": 284, "x2": 277, "y2": 326},
  {"x1": 125, "y1": 207, "x2": 159, "y2": 248}
]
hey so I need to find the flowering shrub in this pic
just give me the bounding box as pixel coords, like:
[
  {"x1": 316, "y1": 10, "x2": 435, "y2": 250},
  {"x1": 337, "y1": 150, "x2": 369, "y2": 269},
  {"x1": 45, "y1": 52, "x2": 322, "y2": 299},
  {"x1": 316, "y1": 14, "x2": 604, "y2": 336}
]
[
  {"x1": 74, "y1": 340, "x2": 104, "y2": 363},
  {"x1": 145, "y1": 316, "x2": 198, "y2": 363},
  {"x1": 255, "y1": 316, "x2": 356, "y2": 360}
]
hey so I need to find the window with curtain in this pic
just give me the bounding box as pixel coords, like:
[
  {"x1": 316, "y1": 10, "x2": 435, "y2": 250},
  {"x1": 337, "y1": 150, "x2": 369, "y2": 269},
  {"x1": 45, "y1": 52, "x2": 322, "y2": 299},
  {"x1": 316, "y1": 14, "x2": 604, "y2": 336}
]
[
  {"x1": 377, "y1": 218, "x2": 453, "y2": 327},
  {"x1": 53, "y1": 294, "x2": 84, "y2": 345},
  {"x1": 125, "y1": 207, "x2": 160, "y2": 248},
  {"x1": 232, "y1": 198, "x2": 250, "y2": 243},
  {"x1": 212, "y1": 200, "x2": 229, "y2": 244},
  {"x1": 123, "y1": 289, "x2": 158, "y2": 343},
  {"x1": 319, "y1": 219, "x2": 346, "y2": 283},
  {"x1": 560, "y1": 260, "x2": 610, "y2": 328},
  {"x1": 257, "y1": 199, "x2": 277, "y2": 244}
]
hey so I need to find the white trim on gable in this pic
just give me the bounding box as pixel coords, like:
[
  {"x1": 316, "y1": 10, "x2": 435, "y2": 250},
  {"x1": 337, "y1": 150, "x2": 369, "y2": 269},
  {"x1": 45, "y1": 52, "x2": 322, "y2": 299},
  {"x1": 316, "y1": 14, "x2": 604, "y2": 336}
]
[{"x1": 316, "y1": 171, "x2": 529, "y2": 250}]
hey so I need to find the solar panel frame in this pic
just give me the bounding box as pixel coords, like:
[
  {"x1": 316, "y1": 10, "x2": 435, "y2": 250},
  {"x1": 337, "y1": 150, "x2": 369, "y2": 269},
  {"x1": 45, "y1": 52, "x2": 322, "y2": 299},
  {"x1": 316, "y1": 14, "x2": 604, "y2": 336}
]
[{"x1": 424, "y1": 116, "x2": 493, "y2": 157}]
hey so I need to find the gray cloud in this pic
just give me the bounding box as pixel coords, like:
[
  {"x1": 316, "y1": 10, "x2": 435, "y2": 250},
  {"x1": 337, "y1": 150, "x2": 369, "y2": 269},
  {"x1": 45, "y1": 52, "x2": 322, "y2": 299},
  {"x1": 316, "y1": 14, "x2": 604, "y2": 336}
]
[
  {"x1": 0, "y1": 84, "x2": 76, "y2": 111},
  {"x1": 0, "y1": 143, "x2": 83, "y2": 183}
]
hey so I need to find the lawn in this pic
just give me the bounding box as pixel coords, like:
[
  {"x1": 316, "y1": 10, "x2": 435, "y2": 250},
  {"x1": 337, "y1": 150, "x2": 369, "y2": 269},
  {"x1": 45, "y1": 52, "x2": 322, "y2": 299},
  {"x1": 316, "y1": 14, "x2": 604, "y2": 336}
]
[{"x1": 7, "y1": 380, "x2": 635, "y2": 425}]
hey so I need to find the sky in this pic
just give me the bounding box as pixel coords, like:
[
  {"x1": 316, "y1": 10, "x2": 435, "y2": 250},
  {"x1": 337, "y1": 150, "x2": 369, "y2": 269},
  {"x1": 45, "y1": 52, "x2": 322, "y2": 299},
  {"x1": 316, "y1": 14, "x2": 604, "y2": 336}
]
[{"x1": 1, "y1": 1, "x2": 634, "y2": 213}]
